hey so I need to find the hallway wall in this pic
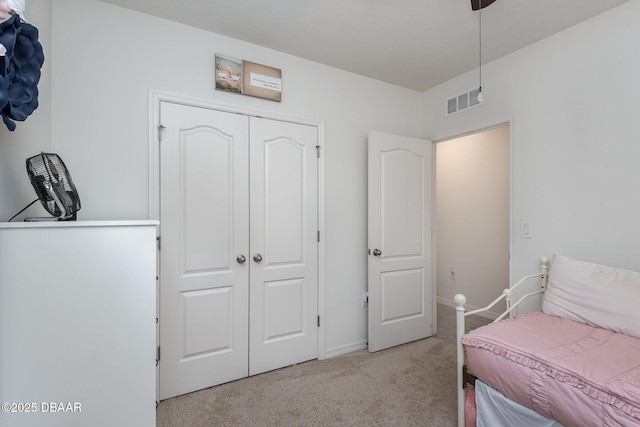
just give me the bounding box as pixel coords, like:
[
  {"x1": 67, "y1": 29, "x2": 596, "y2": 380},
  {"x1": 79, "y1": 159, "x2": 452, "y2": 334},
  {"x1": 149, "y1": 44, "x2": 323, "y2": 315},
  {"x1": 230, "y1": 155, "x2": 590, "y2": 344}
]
[{"x1": 436, "y1": 126, "x2": 509, "y2": 316}]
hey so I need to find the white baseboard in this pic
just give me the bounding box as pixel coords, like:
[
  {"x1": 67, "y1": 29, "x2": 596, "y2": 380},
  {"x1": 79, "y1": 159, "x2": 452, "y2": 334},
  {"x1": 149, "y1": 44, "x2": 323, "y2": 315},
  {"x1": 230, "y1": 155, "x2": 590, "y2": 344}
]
[
  {"x1": 322, "y1": 340, "x2": 367, "y2": 359},
  {"x1": 437, "y1": 296, "x2": 500, "y2": 321},
  {"x1": 322, "y1": 297, "x2": 500, "y2": 360}
]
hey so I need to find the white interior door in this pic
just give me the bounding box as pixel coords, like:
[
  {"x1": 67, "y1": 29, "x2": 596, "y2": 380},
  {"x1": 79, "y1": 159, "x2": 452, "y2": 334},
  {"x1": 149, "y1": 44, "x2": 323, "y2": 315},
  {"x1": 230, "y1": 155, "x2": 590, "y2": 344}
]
[
  {"x1": 368, "y1": 131, "x2": 433, "y2": 352},
  {"x1": 159, "y1": 102, "x2": 249, "y2": 399},
  {"x1": 249, "y1": 117, "x2": 318, "y2": 375},
  {"x1": 159, "y1": 102, "x2": 319, "y2": 398}
]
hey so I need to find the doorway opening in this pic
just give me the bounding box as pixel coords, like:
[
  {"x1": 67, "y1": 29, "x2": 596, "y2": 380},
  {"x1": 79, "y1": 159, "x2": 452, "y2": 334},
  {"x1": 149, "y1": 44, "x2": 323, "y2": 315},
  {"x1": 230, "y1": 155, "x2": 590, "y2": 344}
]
[{"x1": 434, "y1": 124, "x2": 510, "y2": 319}]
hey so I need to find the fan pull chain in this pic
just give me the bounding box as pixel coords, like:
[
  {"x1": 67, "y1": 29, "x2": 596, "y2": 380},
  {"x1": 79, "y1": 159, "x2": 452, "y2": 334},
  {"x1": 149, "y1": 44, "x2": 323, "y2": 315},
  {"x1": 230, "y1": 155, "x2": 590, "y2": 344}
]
[{"x1": 477, "y1": 0, "x2": 484, "y2": 102}]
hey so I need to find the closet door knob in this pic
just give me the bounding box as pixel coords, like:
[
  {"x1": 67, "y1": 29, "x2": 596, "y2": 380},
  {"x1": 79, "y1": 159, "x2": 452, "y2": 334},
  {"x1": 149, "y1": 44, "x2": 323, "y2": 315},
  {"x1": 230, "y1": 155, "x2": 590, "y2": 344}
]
[
  {"x1": 372, "y1": 249, "x2": 382, "y2": 256},
  {"x1": 236, "y1": 255, "x2": 246, "y2": 264},
  {"x1": 253, "y1": 254, "x2": 263, "y2": 263}
]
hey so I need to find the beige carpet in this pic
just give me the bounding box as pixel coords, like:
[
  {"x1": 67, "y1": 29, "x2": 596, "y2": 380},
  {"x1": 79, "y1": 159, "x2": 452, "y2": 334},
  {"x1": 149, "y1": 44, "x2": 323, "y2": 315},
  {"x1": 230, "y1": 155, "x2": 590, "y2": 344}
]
[{"x1": 157, "y1": 305, "x2": 490, "y2": 427}]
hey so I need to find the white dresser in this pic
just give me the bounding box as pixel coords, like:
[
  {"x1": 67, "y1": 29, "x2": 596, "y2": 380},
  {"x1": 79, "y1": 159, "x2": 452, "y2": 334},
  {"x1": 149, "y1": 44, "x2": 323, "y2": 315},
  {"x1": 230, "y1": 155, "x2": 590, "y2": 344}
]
[{"x1": 0, "y1": 221, "x2": 158, "y2": 427}]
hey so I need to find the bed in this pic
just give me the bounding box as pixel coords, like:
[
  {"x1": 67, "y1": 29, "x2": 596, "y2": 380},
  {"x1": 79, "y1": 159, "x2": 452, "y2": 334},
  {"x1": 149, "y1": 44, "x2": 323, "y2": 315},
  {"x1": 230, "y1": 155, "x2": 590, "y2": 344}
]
[{"x1": 455, "y1": 255, "x2": 640, "y2": 427}]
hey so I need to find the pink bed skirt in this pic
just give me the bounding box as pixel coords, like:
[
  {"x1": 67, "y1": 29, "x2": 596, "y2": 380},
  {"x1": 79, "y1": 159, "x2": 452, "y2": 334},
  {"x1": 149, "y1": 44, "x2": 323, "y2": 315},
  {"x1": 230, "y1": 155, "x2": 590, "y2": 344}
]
[{"x1": 465, "y1": 385, "x2": 477, "y2": 427}]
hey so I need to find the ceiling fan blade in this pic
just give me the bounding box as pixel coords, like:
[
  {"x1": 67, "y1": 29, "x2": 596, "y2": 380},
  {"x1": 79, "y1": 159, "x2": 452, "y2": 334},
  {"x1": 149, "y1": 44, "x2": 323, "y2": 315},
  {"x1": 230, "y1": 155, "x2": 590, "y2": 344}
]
[{"x1": 471, "y1": 0, "x2": 497, "y2": 10}]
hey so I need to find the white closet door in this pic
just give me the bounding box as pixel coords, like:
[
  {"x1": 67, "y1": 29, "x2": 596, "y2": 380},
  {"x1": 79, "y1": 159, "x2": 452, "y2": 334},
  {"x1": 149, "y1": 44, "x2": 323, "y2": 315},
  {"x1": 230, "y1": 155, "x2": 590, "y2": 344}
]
[
  {"x1": 159, "y1": 102, "x2": 249, "y2": 399},
  {"x1": 368, "y1": 131, "x2": 433, "y2": 352},
  {"x1": 249, "y1": 117, "x2": 318, "y2": 375}
]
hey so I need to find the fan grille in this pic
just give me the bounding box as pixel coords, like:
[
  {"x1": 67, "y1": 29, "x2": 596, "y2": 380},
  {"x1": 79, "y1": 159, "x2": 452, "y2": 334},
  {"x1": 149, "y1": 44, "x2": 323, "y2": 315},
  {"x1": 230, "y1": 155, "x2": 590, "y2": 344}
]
[{"x1": 26, "y1": 152, "x2": 81, "y2": 220}]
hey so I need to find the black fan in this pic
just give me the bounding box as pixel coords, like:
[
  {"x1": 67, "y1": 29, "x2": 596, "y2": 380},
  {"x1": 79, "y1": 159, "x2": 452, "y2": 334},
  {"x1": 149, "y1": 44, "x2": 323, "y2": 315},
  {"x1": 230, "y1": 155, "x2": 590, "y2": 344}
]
[
  {"x1": 471, "y1": 0, "x2": 496, "y2": 10},
  {"x1": 26, "y1": 152, "x2": 81, "y2": 221}
]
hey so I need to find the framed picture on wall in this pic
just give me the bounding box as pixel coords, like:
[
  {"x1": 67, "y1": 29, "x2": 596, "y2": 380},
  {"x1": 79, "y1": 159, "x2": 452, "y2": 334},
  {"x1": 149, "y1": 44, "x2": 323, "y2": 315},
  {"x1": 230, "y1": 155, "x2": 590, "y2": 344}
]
[
  {"x1": 242, "y1": 60, "x2": 282, "y2": 102},
  {"x1": 215, "y1": 54, "x2": 242, "y2": 94}
]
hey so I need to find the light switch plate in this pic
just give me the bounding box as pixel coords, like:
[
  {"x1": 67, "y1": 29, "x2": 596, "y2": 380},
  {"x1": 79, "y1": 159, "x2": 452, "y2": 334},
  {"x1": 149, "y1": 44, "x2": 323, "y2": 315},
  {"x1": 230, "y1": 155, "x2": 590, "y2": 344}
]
[{"x1": 520, "y1": 222, "x2": 532, "y2": 238}]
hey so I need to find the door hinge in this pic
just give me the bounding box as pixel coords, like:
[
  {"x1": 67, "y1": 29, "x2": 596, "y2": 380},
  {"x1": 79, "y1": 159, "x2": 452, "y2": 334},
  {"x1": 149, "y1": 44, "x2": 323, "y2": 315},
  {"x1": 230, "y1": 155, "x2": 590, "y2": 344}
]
[
  {"x1": 158, "y1": 124, "x2": 166, "y2": 142},
  {"x1": 157, "y1": 346, "x2": 161, "y2": 362},
  {"x1": 316, "y1": 145, "x2": 321, "y2": 158},
  {"x1": 317, "y1": 230, "x2": 320, "y2": 242},
  {"x1": 317, "y1": 315, "x2": 320, "y2": 327},
  {"x1": 156, "y1": 236, "x2": 161, "y2": 250}
]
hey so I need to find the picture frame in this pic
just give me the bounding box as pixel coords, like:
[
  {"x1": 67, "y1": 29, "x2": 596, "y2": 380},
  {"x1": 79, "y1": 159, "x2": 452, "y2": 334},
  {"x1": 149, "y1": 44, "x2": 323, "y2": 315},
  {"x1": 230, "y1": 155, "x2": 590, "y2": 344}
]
[
  {"x1": 215, "y1": 54, "x2": 242, "y2": 94},
  {"x1": 242, "y1": 60, "x2": 282, "y2": 102}
]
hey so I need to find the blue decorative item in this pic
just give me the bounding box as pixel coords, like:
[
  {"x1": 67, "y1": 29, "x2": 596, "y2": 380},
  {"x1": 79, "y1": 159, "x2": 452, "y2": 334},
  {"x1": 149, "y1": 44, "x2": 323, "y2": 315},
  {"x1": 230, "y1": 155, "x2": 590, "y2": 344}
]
[{"x1": 0, "y1": 13, "x2": 44, "y2": 131}]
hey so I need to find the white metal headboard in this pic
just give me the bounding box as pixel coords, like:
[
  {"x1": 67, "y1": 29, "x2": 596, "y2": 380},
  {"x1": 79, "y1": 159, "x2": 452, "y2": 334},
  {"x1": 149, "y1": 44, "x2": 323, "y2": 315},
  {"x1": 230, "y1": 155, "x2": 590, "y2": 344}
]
[{"x1": 454, "y1": 256, "x2": 550, "y2": 427}]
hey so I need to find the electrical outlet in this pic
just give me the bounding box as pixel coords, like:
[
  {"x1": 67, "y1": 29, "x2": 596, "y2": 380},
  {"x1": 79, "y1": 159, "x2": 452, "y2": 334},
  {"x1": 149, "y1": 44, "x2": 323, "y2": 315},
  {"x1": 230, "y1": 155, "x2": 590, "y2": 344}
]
[{"x1": 362, "y1": 291, "x2": 369, "y2": 308}]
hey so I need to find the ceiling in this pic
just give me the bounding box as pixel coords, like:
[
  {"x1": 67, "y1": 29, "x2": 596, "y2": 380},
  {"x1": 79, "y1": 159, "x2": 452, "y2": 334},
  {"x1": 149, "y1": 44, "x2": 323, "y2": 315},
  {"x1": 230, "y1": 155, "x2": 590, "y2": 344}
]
[{"x1": 98, "y1": 0, "x2": 628, "y2": 92}]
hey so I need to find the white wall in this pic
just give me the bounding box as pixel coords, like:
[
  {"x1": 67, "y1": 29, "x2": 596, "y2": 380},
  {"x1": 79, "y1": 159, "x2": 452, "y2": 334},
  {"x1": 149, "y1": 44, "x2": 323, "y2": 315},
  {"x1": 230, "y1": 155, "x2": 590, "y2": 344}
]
[
  {"x1": 47, "y1": 0, "x2": 423, "y2": 356},
  {"x1": 4, "y1": 0, "x2": 637, "y2": 355},
  {"x1": 0, "y1": 1, "x2": 52, "y2": 220},
  {"x1": 423, "y1": 1, "x2": 640, "y2": 311},
  {"x1": 436, "y1": 126, "x2": 509, "y2": 315}
]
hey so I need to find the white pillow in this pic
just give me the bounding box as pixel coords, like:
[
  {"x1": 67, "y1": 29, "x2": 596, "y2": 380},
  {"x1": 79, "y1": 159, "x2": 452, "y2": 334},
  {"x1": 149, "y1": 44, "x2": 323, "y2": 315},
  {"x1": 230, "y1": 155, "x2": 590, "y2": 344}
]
[{"x1": 542, "y1": 254, "x2": 640, "y2": 339}]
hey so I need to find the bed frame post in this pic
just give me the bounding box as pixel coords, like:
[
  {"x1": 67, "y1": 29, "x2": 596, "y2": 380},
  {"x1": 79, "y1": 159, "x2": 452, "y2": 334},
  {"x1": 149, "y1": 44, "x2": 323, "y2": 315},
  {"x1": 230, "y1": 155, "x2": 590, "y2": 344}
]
[
  {"x1": 454, "y1": 256, "x2": 551, "y2": 427},
  {"x1": 454, "y1": 293, "x2": 467, "y2": 427},
  {"x1": 540, "y1": 256, "x2": 550, "y2": 290}
]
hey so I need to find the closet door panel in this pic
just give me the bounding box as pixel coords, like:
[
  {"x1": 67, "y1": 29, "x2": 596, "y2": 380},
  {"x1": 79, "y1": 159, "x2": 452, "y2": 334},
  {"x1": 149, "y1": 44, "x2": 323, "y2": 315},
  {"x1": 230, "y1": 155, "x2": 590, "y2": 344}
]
[
  {"x1": 264, "y1": 140, "x2": 305, "y2": 264},
  {"x1": 249, "y1": 117, "x2": 318, "y2": 375},
  {"x1": 159, "y1": 102, "x2": 249, "y2": 399},
  {"x1": 159, "y1": 103, "x2": 319, "y2": 397}
]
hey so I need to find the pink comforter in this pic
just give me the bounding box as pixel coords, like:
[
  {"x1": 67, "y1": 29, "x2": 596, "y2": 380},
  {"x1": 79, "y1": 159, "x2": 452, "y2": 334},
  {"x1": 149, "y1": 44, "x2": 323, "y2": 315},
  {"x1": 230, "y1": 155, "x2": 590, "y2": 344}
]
[{"x1": 462, "y1": 311, "x2": 640, "y2": 426}]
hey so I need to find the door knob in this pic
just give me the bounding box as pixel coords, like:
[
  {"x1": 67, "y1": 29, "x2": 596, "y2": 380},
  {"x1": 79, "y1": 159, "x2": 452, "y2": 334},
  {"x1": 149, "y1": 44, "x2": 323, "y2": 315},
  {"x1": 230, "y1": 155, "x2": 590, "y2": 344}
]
[
  {"x1": 236, "y1": 255, "x2": 246, "y2": 264},
  {"x1": 253, "y1": 254, "x2": 263, "y2": 263},
  {"x1": 372, "y1": 249, "x2": 382, "y2": 256}
]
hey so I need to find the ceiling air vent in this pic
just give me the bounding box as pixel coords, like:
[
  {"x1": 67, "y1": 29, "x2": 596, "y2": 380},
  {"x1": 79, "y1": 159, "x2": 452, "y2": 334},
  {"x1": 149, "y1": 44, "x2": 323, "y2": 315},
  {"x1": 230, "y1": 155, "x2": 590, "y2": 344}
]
[{"x1": 446, "y1": 87, "x2": 482, "y2": 116}]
